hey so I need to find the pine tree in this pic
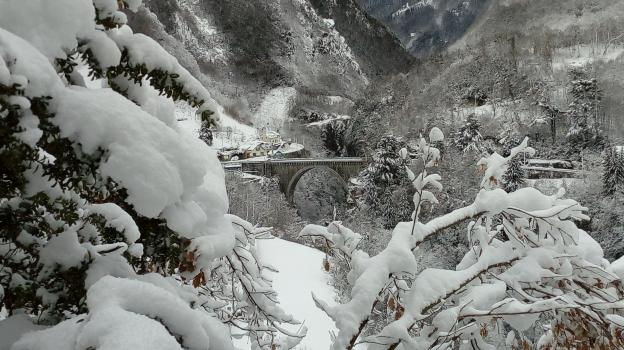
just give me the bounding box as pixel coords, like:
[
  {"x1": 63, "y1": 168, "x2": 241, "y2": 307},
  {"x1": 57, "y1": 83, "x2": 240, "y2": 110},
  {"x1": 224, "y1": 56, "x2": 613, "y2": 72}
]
[
  {"x1": 603, "y1": 147, "x2": 624, "y2": 197},
  {"x1": 360, "y1": 135, "x2": 413, "y2": 228},
  {"x1": 567, "y1": 69, "x2": 604, "y2": 148},
  {"x1": 365, "y1": 135, "x2": 406, "y2": 184},
  {"x1": 453, "y1": 114, "x2": 483, "y2": 154},
  {"x1": 501, "y1": 154, "x2": 526, "y2": 192}
]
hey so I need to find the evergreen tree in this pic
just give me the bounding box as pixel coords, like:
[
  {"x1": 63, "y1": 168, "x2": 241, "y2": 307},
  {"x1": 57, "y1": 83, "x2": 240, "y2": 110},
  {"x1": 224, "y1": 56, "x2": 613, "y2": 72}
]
[
  {"x1": 321, "y1": 118, "x2": 347, "y2": 156},
  {"x1": 501, "y1": 154, "x2": 526, "y2": 192},
  {"x1": 603, "y1": 147, "x2": 624, "y2": 197},
  {"x1": 366, "y1": 135, "x2": 406, "y2": 184},
  {"x1": 360, "y1": 135, "x2": 413, "y2": 228},
  {"x1": 453, "y1": 114, "x2": 483, "y2": 154},
  {"x1": 567, "y1": 69, "x2": 604, "y2": 148}
]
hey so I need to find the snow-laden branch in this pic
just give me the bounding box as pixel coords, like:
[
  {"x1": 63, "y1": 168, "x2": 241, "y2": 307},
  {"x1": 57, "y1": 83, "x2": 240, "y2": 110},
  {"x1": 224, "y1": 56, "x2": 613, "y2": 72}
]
[{"x1": 308, "y1": 132, "x2": 624, "y2": 349}]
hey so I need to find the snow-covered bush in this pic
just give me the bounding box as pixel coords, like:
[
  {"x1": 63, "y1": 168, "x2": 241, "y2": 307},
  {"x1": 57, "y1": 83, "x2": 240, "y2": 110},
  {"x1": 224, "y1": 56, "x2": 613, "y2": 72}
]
[
  {"x1": 197, "y1": 215, "x2": 306, "y2": 349},
  {"x1": 0, "y1": 1, "x2": 296, "y2": 348},
  {"x1": 306, "y1": 127, "x2": 624, "y2": 349},
  {"x1": 199, "y1": 111, "x2": 215, "y2": 147},
  {"x1": 321, "y1": 118, "x2": 348, "y2": 156}
]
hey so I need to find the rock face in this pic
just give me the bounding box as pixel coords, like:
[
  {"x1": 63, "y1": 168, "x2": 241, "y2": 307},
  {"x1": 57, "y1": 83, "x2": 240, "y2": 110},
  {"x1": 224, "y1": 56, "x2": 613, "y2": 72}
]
[
  {"x1": 307, "y1": 0, "x2": 414, "y2": 75},
  {"x1": 127, "y1": 0, "x2": 412, "y2": 108},
  {"x1": 357, "y1": 0, "x2": 491, "y2": 57}
]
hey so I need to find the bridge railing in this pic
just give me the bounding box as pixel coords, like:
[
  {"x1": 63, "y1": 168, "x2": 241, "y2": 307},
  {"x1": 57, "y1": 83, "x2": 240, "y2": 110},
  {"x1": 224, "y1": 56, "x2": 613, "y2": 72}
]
[{"x1": 221, "y1": 157, "x2": 366, "y2": 165}]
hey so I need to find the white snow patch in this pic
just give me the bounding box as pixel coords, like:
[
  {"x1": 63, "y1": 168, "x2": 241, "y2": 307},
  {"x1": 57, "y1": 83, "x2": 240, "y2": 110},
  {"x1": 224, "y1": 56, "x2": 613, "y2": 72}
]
[
  {"x1": 176, "y1": 103, "x2": 257, "y2": 150},
  {"x1": 306, "y1": 115, "x2": 350, "y2": 127},
  {"x1": 254, "y1": 87, "x2": 297, "y2": 131},
  {"x1": 243, "y1": 238, "x2": 337, "y2": 350},
  {"x1": 552, "y1": 44, "x2": 624, "y2": 71},
  {"x1": 0, "y1": 314, "x2": 48, "y2": 350}
]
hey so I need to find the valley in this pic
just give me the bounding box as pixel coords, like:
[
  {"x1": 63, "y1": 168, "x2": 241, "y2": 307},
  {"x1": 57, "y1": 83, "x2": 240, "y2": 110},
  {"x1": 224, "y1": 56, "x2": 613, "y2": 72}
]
[{"x1": 3, "y1": 1, "x2": 624, "y2": 349}]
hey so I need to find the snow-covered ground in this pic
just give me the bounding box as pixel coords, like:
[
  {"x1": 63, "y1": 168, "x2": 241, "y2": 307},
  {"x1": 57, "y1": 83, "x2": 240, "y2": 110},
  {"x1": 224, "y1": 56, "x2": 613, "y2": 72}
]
[
  {"x1": 0, "y1": 314, "x2": 48, "y2": 350},
  {"x1": 0, "y1": 238, "x2": 336, "y2": 350},
  {"x1": 176, "y1": 103, "x2": 257, "y2": 149},
  {"x1": 306, "y1": 114, "x2": 351, "y2": 127},
  {"x1": 526, "y1": 178, "x2": 585, "y2": 196},
  {"x1": 254, "y1": 87, "x2": 297, "y2": 131},
  {"x1": 234, "y1": 237, "x2": 337, "y2": 350},
  {"x1": 552, "y1": 44, "x2": 624, "y2": 71}
]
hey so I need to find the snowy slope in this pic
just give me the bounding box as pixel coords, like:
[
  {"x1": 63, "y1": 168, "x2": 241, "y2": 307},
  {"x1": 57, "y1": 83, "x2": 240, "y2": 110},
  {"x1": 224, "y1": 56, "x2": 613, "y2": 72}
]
[
  {"x1": 254, "y1": 87, "x2": 297, "y2": 131},
  {"x1": 176, "y1": 103, "x2": 258, "y2": 150},
  {"x1": 237, "y1": 237, "x2": 337, "y2": 350},
  {"x1": 0, "y1": 239, "x2": 336, "y2": 350}
]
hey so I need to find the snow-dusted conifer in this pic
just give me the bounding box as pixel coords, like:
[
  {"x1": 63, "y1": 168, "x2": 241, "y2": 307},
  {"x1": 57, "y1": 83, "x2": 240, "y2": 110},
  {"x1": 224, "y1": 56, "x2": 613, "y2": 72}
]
[
  {"x1": 360, "y1": 135, "x2": 413, "y2": 228},
  {"x1": 453, "y1": 114, "x2": 483, "y2": 154},
  {"x1": 321, "y1": 119, "x2": 347, "y2": 156},
  {"x1": 199, "y1": 121, "x2": 214, "y2": 146},
  {"x1": 603, "y1": 146, "x2": 624, "y2": 197},
  {"x1": 501, "y1": 154, "x2": 526, "y2": 192},
  {"x1": 567, "y1": 69, "x2": 603, "y2": 148}
]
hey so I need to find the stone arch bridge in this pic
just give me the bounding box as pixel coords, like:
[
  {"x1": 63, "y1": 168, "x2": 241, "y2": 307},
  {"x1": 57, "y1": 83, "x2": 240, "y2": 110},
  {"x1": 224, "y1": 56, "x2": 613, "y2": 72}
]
[{"x1": 222, "y1": 158, "x2": 367, "y2": 202}]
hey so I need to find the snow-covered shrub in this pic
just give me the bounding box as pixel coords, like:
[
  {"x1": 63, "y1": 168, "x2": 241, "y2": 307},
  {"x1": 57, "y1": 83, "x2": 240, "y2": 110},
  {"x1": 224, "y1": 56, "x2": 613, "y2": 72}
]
[
  {"x1": 0, "y1": 1, "x2": 295, "y2": 348},
  {"x1": 306, "y1": 128, "x2": 624, "y2": 349},
  {"x1": 197, "y1": 215, "x2": 306, "y2": 349},
  {"x1": 199, "y1": 114, "x2": 215, "y2": 146},
  {"x1": 321, "y1": 118, "x2": 348, "y2": 156}
]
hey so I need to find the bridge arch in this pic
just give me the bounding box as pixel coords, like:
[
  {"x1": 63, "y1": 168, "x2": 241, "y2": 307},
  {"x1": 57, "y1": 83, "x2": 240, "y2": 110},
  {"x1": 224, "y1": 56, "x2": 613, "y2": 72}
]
[
  {"x1": 285, "y1": 165, "x2": 349, "y2": 203},
  {"x1": 232, "y1": 158, "x2": 367, "y2": 202}
]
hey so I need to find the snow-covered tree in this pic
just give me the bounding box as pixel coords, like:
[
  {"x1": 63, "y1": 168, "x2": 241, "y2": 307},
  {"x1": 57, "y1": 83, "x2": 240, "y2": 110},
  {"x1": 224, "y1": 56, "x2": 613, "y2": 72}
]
[
  {"x1": 602, "y1": 146, "x2": 624, "y2": 197},
  {"x1": 321, "y1": 119, "x2": 347, "y2": 156},
  {"x1": 453, "y1": 114, "x2": 484, "y2": 155},
  {"x1": 359, "y1": 135, "x2": 413, "y2": 228},
  {"x1": 305, "y1": 128, "x2": 624, "y2": 350},
  {"x1": 501, "y1": 154, "x2": 526, "y2": 192},
  {"x1": 0, "y1": 1, "x2": 297, "y2": 348},
  {"x1": 366, "y1": 135, "x2": 407, "y2": 183},
  {"x1": 566, "y1": 69, "x2": 604, "y2": 149}
]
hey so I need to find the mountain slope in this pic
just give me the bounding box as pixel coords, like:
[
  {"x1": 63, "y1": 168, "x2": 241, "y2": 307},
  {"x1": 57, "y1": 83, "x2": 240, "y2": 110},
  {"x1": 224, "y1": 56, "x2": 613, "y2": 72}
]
[
  {"x1": 348, "y1": 0, "x2": 624, "y2": 150},
  {"x1": 128, "y1": 0, "x2": 412, "y2": 109},
  {"x1": 358, "y1": 0, "x2": 491, "y2": 57},
  {"x1": 307, "y1": 0, "x2": 414, "y2": 75}
]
